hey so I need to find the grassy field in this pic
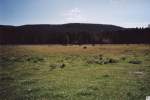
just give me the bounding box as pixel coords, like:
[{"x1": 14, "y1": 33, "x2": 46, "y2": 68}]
[{"x1": 0, "y1": 44, "x2": 150, "y2": 100}]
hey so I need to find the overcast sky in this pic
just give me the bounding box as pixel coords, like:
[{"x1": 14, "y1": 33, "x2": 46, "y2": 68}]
[{"x1": 0, "y1": 0, "x2": 150, "y2": 28}]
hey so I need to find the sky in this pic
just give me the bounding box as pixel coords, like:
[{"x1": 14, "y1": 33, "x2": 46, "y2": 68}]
[{"x1": 0, "y1": 0, "x2": 150, "y2": 28}]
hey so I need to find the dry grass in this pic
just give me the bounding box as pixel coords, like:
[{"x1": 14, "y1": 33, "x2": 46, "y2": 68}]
[
  {"x1": 1, "y1": 44, "x2": 149, "y2": 56},
  {"x1": 0, "y1": 44, "x2": 150, "y2": 100}
]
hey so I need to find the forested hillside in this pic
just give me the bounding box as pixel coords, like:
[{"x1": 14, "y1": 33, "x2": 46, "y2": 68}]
[{"x1": 0, "y1": 23, "x2": 150, "y2": 44}]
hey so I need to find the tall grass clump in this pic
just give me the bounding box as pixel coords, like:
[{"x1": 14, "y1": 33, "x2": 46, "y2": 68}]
[{"x1": 87, "y1": 54, "x2": 119, "y2": 65}]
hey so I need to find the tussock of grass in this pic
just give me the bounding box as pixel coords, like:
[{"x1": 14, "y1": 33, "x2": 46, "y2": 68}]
[
  {"x1": 87, "y1": 54, "x2": 119, "y2": 65},
  {"x1": 87, "y1": 85, "x2": 99, "y2": 91},
  {"x1": 49, "y1": 63, "x2": 66, "y2": 70},
  {"x1": 102, "y1": 74, "x2": 110, "y2": 78},
  {"x1": 52, "y1": 91, "x2": 68, "y2": 98},
  {"x1": 129, "y1": 59, "x2": 142, "y2": 64},
  {"x1": 120, "y1": 56, "x2": 127, "y2": 61},
  {"x1": 76, "y1": 89, "x2": 95, "y2": 96},
  {"x1": 26, "y1": 56, "x2": 44, "y2": 63},
  {"x1": 19, "y1": 79, "x2": 37, "y2": 85}
]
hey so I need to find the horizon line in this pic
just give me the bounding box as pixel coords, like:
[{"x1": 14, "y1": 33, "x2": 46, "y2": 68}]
[{"x1": 0, "y1": 22, "x2": 149, "y2": 28}]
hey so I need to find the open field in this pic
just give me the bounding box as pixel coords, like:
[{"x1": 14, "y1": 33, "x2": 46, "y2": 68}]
[{"x1": 0, "y1": 44, "x2": 150, "y2": 100}]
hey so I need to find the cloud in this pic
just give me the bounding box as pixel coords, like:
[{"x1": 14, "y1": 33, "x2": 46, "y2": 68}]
[
  {"x1": 62, "y1": 8, "x2": 87, "y2": 23},
  {"x1": 109, "y1": 0, "x2": 126, "y2": 3}
]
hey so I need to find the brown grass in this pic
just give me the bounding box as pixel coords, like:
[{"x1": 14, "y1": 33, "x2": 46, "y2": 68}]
[{"x1": 1, "y1": 44, "x2": 149, "y2": 56}]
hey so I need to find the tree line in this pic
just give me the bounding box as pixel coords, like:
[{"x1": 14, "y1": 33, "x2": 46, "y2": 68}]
[{"x1": 0, "y1": 23, "x2": 150, "y2": 44}]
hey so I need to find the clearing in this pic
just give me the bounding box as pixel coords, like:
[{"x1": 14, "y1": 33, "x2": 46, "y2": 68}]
[{"x1": 0, "y1": 44, "x2": 150, "y2": 100}]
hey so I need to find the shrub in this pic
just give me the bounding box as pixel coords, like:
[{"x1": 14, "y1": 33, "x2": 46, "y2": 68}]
[
  {"x1": 59, "y1": 63, "x2": 66, "y2": 69},
  {"x1": 102, "y1": 74, "x2": 110, "y2": 77},
  {"x1": 87, "y1": 55, "x2": 118, "y2": 65},
  {"x1": 108, "y1": 58, "x2": 118, "y2": 63},
  {"x1": 49, "y1": 63, "x2": 66, "y2": 70},
  {"x1": 120, "y1": 57, "x2": 126, "y2": 61},
  {"x1": 129, "y1": 60, "x2": 142, "y2": 64},
  {"x1": 83, "y1": 46, "x2": 87, "y2": 49},
  {"x1": 26, "y1": 56, "x2": 44, "y2": 63}
]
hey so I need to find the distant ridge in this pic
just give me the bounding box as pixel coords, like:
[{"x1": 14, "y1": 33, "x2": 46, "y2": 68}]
[
  {"x1": 0, "y1": 23, "x2": 150, "y2": 44},
  {"x1": 0, "y1": 23, "x2": 125, "y2": 31}
]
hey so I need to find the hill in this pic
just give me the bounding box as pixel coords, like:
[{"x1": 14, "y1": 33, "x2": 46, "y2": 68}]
[{"x1": 0, "y1": 23, "x2": 150, "y2": 44}]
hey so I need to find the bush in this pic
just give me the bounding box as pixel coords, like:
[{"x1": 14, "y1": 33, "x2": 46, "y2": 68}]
[
  {"x1": 83, "y1": 46, "x2": 87, "y2": 49},
  {"x1": 87, "y1": 55, "x2": 118, "y2": 65},
  {"x1": 129, "y1": 60, "x2": 142, "y2": 64},
  {"x1": 26, "y1": 56, "x2": 44, "y2": 63},
  {"x1": 49, "y1": 63, "x2": 66, "y2": 70},
  {"x1": 102, "y1": 74, "x2": 110, "y2": 77},
  {"x1": 121, "y1": 57, "x2": 126, "y2": 61},
  {"x1": 108, "y1": 58, "x2": 118, "y2": 63},
  {"x1": 59, "y1": 63, "x2": 66, "y2": 69}
]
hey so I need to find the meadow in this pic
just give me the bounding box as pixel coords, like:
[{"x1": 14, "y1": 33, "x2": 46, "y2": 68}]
[{"x1": 0, "y1": 44, "x2": 150, "y2": 100}]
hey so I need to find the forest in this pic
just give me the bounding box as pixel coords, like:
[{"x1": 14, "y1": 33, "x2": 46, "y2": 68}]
[{"x1": 0, "y1": 23, "x2": 150, "y2": 44}]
